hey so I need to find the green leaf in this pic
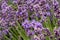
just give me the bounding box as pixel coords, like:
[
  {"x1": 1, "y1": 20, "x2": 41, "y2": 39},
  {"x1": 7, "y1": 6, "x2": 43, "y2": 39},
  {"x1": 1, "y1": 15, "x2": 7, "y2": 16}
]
[
  {"x1": 3, "y1": 35, "x2": 10, "y2": 40},
  {"x1": 9, "y1": 29, "x2": 18, "y2": 40},
  {"x1": 11, "y1": 27, "x2": 19, "y2": 36},
  {"x1": 16, "y1": 21, "x2": 30, "y2": 40},
  {"x1": 52, "y1": 15, "x2": 58, "y2": 28},
  {"x1": 43, "y1": 17, "x2": 52, "y2": 31},
  {"x1": 46, "y1": 36, "x2": 50, "y2": 40}
]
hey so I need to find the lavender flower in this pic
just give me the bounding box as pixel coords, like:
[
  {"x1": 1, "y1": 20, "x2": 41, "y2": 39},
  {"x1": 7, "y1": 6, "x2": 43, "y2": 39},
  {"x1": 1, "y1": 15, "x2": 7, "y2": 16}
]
[
  {"x1": 0, "y1": 31, "x2": 3, "y2": 40},
  {"x1": 2, "y1": 29, "x2": 9, "y2": 35},
  {"x1": 22, "y1": 19, "x2": 31, "y2": 29},
  {"x1": 0, "y1": 0, "x2": 60, "y2": 40},
  {"x1": 22, "y1": 19, "x2": 44, "y2": 39},
  {"x1": 53, "y1": 0, "x2": 60, "y2": 19},
  {"x1": 16, "y1": 5, "x2": 28, "y2": 21}
]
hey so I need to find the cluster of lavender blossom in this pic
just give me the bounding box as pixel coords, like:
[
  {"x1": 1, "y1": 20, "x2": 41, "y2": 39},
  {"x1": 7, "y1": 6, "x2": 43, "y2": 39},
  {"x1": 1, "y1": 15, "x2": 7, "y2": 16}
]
[
  {"x1": 22, "y1": 20, "x2": 60, "y2": 40},
  {"x1": 0, "y1": 0, "x2": 60, "y2": 40}
]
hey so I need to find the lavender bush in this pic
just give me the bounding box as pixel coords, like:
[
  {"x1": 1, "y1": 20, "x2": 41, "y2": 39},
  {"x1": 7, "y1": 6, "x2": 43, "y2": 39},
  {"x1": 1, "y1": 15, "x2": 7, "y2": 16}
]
[{"x1": 0, "y1": 0, "x2": 60, "y2": 40}]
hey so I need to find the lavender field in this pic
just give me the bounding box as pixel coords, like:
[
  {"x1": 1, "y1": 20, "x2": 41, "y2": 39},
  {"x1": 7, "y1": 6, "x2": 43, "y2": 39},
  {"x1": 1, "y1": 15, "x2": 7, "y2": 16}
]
[{"x1": 0, "y1": 0, "x2": 60, "y2": 40}]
